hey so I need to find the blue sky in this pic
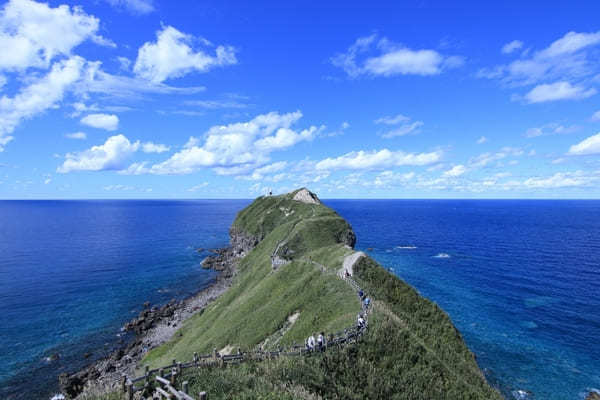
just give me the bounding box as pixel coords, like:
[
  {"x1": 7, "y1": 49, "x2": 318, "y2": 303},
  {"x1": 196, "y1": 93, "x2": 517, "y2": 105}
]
[{"x1": 1, "y1": 0, "x2": 600, "y2": 199}]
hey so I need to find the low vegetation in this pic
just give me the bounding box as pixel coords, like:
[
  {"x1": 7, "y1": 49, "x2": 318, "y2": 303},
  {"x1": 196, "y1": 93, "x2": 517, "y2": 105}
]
[{"x1": 93, "y1": 189, "x2": 501, "y2": 399}]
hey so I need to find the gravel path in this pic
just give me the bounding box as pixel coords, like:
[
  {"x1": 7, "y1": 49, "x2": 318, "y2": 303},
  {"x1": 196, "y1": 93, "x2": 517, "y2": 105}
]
[{"x1": 339, "y1": 251, "x2": 365, "y2": 278}]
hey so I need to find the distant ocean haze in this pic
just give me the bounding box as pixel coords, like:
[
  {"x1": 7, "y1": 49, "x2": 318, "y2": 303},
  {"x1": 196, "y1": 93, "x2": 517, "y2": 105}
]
[{"x1": 1, "y1": 199, "x2": 599, "y2": 400}]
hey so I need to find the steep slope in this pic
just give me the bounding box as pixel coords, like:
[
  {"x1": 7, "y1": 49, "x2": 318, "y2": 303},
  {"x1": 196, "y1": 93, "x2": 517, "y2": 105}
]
[{"x1": 105, "y1": 189, "x2": 501, "y2": 399}]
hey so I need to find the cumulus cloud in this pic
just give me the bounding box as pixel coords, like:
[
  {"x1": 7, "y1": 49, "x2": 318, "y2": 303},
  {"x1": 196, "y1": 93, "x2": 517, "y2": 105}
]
[
  {"x1": 443, "y1": 164, "x2": 467, "y2": 177},
  {"x1": 80, "y1": 113, "x2": 119, "y2": 131},
  {"x1": 331, "y1": 34, "x2": 463, "y2": 78},
  {"x1": 315, "y1": 149, "x2": 442, "y2": 171},
  {"x1": 105, "y1": 0, "x2": 154, "y2": 15},
  {"x1": 524, "y1": 81, "x2": 596, "y2": 103},
  {"x1": 58, "y1": 134, "x2": 140, "y2": 173},
  {"x1": 133, "y1": 26, "x2": 237, "y2": 83},
  {"x1": 502, "y1": 40, "x2": 524, "y2": 54},
  {"x1": 591, "y1": 110, "x2": 600, "y2": 121},
  {"x1": 567, "y1": 132, "x2": 600, "y2": 155},
  {"x1": 141, "y1": 141, "x2": 169, "y2": 153},
  {"x1": 0, "y1": 0, "x2": 110, "y2": 71},
  {"x1": 65, "y1": 131, "x2": 86, "y2": 140},
  {"x1": 479, "y1": 31, "x2": 600, "y2": 102},
  {"x1": 477, "y1": 136, "x2": 488, "y2": 144},
  {"x1": 132, "y1": 111, "x2": 320, "y2": 175},
  {"x1": 0, "y1": 56, "x2": 86, "y2": 145}
]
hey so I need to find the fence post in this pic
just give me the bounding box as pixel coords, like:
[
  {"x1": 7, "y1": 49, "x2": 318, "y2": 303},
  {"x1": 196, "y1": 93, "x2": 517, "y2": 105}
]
[
  {"x1": 237, "y1": 347, "x2": 241, "y2": 356},
  {"x1": 159, "y1": 367, "x2": 164, "y2": 378},
  {"x1": 212, "y1": 348, "x2": 217, "y2": 363},
  {"x1": 172, "y1": 359, "x2": 177, "y2": 368},
  {"x1": 144, "y1": 365, "x2": 150, "y2": 383},
  {"x1": 182, "y1": 381, "x2": 189, "y2": 394},
  {"x1": 199, "y1": 391, "x2": 208, "y2": 400},
  {"x1": 170, "y1": 370, "x2": 177, "y2": 386},
  {"x1": 177, "y1": 362, "x2": 182, "y2": 374},
  {"x1": 121, "y1": 375, "x2": 126, "y2": 393},
  {"x1": 126, "y1": 381, "x2": 133, "y2": 400},
  {"x1": 194, "y1": 352, "x2": 199, "y2": 365}
]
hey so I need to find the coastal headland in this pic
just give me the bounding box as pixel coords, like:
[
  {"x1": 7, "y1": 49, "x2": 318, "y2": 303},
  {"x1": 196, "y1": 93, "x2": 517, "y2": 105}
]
[{"x1": 60, "y1": 188, "x2": 502, "y2": 399}]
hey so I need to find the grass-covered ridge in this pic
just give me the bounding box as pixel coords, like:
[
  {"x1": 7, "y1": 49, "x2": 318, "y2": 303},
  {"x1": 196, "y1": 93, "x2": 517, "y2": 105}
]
[{"x1": 98, "y1": 189, "x2": 500, "y2": 399}]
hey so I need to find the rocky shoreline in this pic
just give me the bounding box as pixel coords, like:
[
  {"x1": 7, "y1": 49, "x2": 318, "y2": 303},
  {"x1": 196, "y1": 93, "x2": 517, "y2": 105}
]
[{"x1": 59, "y1": 227, "x2": 258, "y2": 399}]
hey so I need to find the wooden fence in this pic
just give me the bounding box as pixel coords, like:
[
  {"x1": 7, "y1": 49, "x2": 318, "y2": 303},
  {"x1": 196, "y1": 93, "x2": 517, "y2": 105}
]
[{"x1": 121, "y1": 277, "x2": 371, "y2": 400}]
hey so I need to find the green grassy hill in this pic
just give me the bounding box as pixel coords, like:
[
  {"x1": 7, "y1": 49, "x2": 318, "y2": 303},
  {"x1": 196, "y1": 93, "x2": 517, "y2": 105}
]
[{"x1": 91, "y1": 188, "x2": 501, "y2": 399}]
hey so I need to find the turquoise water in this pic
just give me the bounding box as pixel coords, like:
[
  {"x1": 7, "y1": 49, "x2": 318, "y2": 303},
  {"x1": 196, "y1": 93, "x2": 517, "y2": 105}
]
[
  {"x1": 327, "y1": 200, "x2": 600, "y2": 400},
  {"x1": 1, "y1": 199, "x2": 599, "y2": 399}
]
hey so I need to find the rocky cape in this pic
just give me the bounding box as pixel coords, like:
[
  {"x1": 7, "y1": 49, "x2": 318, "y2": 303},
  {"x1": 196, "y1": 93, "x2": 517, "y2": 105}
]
[{"x1": 58, "y1": 228, "x2": 259, "y2": 399}]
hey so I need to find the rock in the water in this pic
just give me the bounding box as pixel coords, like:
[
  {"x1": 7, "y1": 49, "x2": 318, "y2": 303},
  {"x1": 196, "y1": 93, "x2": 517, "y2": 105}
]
[
  {"x1": 586, "y1": 391, "x2": 600, "y2": 400},
  {"x1": 292, "y1": 188, "x2": 320, "y2": 204}
]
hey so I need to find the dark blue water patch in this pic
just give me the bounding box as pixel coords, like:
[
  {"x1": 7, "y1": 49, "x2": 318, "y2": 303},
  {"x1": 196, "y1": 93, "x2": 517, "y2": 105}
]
[
  {"x1": 325, "y1": 199, "x2": 600, "y2": 400},
  {"x1": 0, "y1": 200, "x2": 249, "y2": 399}
]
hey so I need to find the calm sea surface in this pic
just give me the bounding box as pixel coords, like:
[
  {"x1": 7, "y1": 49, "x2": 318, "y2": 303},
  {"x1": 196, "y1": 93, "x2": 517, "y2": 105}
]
[{"x1": 1, "y1": 199, "x2": 599, "y2": 399}]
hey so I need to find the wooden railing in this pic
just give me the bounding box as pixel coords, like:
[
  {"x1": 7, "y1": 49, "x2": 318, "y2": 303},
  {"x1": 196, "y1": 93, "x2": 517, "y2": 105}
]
[{"x1": 121, "y1": 276, "x2": 371, "y2": 400}]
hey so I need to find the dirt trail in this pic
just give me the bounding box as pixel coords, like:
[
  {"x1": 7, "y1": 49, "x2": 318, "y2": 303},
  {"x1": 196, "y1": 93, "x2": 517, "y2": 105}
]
[{"x1": 338, "y1": 251, "x2": 365, "y2": 278}]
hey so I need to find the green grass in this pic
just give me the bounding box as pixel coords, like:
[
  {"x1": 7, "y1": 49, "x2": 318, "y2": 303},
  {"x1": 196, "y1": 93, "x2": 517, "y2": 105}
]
[{"x1": 92, "y1": 190, "x2": 501, "y2": 399}]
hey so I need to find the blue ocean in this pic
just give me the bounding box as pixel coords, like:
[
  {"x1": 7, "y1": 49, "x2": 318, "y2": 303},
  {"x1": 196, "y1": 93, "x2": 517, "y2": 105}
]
[{"x1": 1, "y1": 200, "x2": 599, "y2": 399}]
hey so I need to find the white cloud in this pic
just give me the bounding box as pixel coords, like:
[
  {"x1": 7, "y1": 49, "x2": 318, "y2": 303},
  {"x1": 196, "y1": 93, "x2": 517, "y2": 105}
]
[
  {"x1": 591, "y1": 110, "x2": 600, "y2": 121},
  {"x1": 238, "y1": 161, "x2": 287, "y2": 181},
  {"x1": 117, "y1": 56, "x2": 131, "y2": 71},
  {"x1": 188, "y1": 182, "x2": 208, "y2": 192},
  {"x1": 0, "y1": 56, "x2": 85, "y2": 144},
  {"x1": 80, "y1": 113, "x2": 119, "y2": 131},
  {"x1": 315, "y1": 149, "x2": 442, "y2": 171},
  {"x1": 567, "y1": 132, "x2": 600, "y2": 155},
  {"x1": 480, "y1": 31, "x2": 600, "y2": 102},
  {"x1": 375, "y1": 113, "x2": 423, "y2": 138},
  {"x1": 65, "y1": 131, "x2": 86, "y2": 140},
  {"x1": 58, "y1": 134, "x2": 140, "y2": 173},
  {"x1": 141, "y1": 111, "x2": 319, "y2": 175},
  {"x1": 443, "y1": 164, "x2": 467, "y2": 177},
  {"x1": 502, "y1": 40, "x2": 524, "y2": 54},
  {"x1": 525, "y1": 123, "x2": 579, "y2": 138},
  {"x1": 105, "y1": 0, "x2": 154, "y2": 15},
  {"x1": 44, "y1": 177, "x2": 51, "y2": 184},
  {"x1": 477, "y1": 136, "x2": 488, "y2": 144},
  {"x1": 524, "y1": 81, "x2": 596, "y2": 103},
  {"x1": 141, "y1": 141, "x2": 169, "y2": 153},
  {"x1": 133, "y1": 26, "x2": 237, "y2": 83},
  {"x1": 468, "y1": 147, "x2": 523, "y2": 168},
  {"x1": 332, "y1": 34, "x2": 463, "y2": 78},
  {"x1": 184, "y1": 99, "x2": 248, "y2": 109},
  {"x1": 0, "y1": 74, "x2": 6, "y2": 89},
  {"x1": 0, "y1": 0, "x2": 109, "y2": 71},
  {"x1": 523, "y1": 171, "x2": 592, "y2": 188}
]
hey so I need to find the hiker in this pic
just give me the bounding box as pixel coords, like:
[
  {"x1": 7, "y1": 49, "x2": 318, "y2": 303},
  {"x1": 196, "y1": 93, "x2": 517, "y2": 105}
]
[
  {"x1": 317, "y1": 332, "x2": 325, "y2": 352},
  {"x1": 357, "y1": 314, "x2": 365, "y2": 329},
  {"x1": 363, "y1": 297, "x2": 371, "y2": 309},
  {"x1": 308, "y1": 334, "x2": 316, "y2": 352},
  {"x1": 358, "y1": 289, "x2": 364, "y2": 299}
]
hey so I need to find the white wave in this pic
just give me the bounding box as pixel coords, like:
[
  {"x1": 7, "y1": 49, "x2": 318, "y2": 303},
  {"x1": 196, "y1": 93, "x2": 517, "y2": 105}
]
[
  {"x1": 395, "y1": 245, "x2": 417, "y2": 249},
  {"x1": 50, "y1": 395, "x2": 65, "y2": 400},
  {"x1": 511, "y1": 389, "x2": 531, "y2": 400},
  {"x1": 433, "y1": 253, "x2": 451, "y2": 259}
]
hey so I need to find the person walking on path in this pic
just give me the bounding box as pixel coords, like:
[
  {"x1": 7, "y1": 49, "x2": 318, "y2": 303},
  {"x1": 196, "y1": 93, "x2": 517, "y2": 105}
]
[
  {"x1": 317, "y1": 332, "x2": 325, "y2": 352},
  {"x1": 357, "y1": 314, "x2": 365, "y2": 329},
  {"x1": 308, "y1": 334, "x2": 316, "y2": 352}
]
